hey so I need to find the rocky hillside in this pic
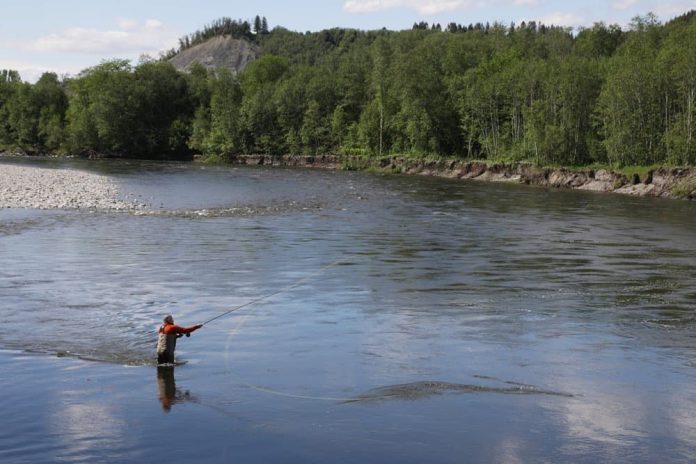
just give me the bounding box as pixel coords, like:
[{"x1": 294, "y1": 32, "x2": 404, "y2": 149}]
[{"x1": 169, "y1": 36, "x2": 259, "y2": 73}]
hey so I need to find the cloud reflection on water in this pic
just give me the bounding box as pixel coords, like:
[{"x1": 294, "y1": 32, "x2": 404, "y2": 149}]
[{"x1": 51, "y1": 402, "x2": 126, "y2": 461}]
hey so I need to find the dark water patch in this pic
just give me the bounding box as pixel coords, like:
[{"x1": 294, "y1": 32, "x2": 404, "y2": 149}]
[
  {"x1": 132, "y1": 200, "x2": 325, "y2": 219},
  {"x1": 344, "y1": 380, "x2": 574, "y2": 403},
  {"x1": 641, "y1": 315, "x2": 696, "y2": 330},
  {"x1": 0, "y1": 209, "x2": 74, "y2": 236},
  {"x1": 6, "y1": 341, "x2": 156, "y2": 367}
]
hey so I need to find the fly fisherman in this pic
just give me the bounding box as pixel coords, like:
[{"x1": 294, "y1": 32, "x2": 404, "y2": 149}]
[{"x1": 157, "y1": 315, "x2": 203, "y2": 365}]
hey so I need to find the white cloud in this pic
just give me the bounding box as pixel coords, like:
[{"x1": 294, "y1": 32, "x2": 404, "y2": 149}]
[
  {"x1": 344, "y1": 0, "x2": 476, "y2": 15},
  {"x1": 612, "y1": 0, "x2": 640, "y2": 10},
  {"x1": 22, "y1": 19, "x2": 178, "y2": 56},
  {"x1": 116, "y1": 18, "x2": 139, "y2": 31},
  {"x1": 342, "y1": 0, "x2": 548, "y2": 15},
  {"x1": 340, "y1": 0, "x2": 695, "y2": 27},
  {"x1": 535, "y1": 11, "x2": 588, "y2": 28},
  {"x1": 145, "y1": 19, "x2": 164, "y2": 30},
  {"x1": 344, "y1": 0, "x2": 394, "y2": 14},
  {"x1": 653, "y1": 1, "x2": 696, "y2": 19},
  {"x1": 0, "y1": 59, "x2": 81, "y2": 83}
]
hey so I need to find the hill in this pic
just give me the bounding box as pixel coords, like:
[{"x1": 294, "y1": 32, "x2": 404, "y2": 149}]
[{"x1": 168, "y1": 35, "x2": 260, "y2": 73}]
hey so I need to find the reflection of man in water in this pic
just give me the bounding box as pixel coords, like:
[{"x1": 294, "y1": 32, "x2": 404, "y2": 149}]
[
  {"x1": 156, "y1": 315, "x2": 203, "y2": 365},
  {"x1": 157, "y1": 367, "x2": 177, "y2": 411},
  {"x1": 157, "y1": 367, "x2": 195, "y2": 412}
]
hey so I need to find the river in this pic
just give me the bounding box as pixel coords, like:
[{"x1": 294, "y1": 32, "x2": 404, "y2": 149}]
[{"x1": 1, "y1": 158, "x2": 695, "y2": 463}]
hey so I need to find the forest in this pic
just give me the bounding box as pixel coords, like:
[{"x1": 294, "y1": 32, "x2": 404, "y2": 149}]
[{"x1": 0, "y1": 11, "x2": 695, "y2": 167}]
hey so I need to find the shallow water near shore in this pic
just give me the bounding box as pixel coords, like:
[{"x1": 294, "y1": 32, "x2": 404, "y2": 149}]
[{"x1": 1, "y1": 158, "x2": 696, "y2": 463}]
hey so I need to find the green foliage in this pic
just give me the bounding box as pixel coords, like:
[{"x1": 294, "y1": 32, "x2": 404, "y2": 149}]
[
  {"x1": 659, "y1": 17, "x2": 696, "y2": 165},
  {"x1": 185, "y1": 63, "x2": 212, "y2": 153},
  {"x1": 597, "y1": 17, "x2": 666, "y2": 166},
  {"x1": 241, "y1": 54, "x2": 288, "y2": 95},
  {"x1": 0, "y1": 71, "x2": 67, "y2": 151},
  {"x1": 64, "y1": 59, "x2": 194, "y2": 158},
  {"x1": 204, "y1": 69, "x2": 243, "y2": 157},
  {"x1": 2, "y1": 11, "x2": 696, "y2": 166},
  {"x1": 34, "y1": 73, "x2": 68, "y2": 151},
  {"x1": 526, "y1": 57, "x2": 604, "y2": 165}
]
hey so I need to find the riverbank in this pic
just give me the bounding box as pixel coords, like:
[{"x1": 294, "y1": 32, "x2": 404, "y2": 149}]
[
  {"x1": 3, "y1": 149, "x2": 695, "y2": 203},
  {"x1": 221, "y1": 154, "x2": 696, "y2": 200},
  {"x1": 0, "y1": 162, "x2": 141, "y2": 210}
]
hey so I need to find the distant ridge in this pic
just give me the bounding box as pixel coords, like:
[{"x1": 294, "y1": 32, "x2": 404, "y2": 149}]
[{"x1": 169, "y1": 35, "x2": 260, "y2": 73}]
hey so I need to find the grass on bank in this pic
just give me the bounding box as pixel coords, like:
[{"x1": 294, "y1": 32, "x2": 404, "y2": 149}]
[{"x1": 672, "y1": 180, "x2": 696, "y2": 198}]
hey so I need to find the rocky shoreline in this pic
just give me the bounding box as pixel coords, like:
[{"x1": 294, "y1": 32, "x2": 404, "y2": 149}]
[
  {"x1": 225, "y1": 154, "x2": 696, "y2": 200},
  {"x1": 0, "y1": 163, "x2": 141, "y2": 211},
  {"x1": 1, "y1": 151, "x2": 694, "y2": 211}
]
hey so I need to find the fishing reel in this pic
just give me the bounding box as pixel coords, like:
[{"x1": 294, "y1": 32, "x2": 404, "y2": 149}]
[{"x1": 185, "y1": 333, "x2": 190, "y2": 337}]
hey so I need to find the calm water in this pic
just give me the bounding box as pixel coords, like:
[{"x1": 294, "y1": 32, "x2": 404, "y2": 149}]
[{"x1": 1, "y1": 158, "x2": 695, "y2": 463}]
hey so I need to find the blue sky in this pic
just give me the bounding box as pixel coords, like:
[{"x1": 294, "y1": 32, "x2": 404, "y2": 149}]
[{"x1": 2, "y1": 0, "x2": 695, "y2": 82}]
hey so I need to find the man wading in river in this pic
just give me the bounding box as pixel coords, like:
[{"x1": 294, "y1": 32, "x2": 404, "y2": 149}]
[{"x1": 157, "y1": 315, "x2": 203, "y2": 365}]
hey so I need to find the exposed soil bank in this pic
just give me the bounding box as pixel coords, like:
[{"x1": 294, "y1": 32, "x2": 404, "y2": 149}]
[{"x1": 225, "y1": 154, "x2": 696, "y2": 200}]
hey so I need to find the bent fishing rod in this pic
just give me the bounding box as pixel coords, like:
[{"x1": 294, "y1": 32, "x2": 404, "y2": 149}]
[{"x1": 200, "y1": 258, "x2": 344, "y2": 327}]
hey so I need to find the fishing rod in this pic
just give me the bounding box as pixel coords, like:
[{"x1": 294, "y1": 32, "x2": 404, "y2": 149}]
[{"x1": 200, "y1": 258, "x2": 344, "y2": 327}]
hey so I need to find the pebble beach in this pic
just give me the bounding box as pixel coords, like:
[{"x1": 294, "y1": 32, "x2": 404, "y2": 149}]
[{"x1": 0, "y1": 163, "x2": 140, "y2": 211}]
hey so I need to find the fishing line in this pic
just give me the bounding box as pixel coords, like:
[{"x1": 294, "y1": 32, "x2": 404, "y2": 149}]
[
  {"x1": 216, "y1": 257, "x2": 360, "y2": 402},
  {"x1": 223, "y1": 314, "x2": 359, "y2": 402},
  {"x1": 202, "y1": 258, "x2": 345, "y2": 327}
]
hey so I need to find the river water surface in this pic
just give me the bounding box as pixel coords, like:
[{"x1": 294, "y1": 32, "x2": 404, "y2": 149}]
[{"x1": 1, "y1": 158, "x2": 695, "y2": 463}]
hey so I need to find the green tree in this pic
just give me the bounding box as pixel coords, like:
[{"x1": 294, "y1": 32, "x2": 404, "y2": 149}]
[
  {"x1": 34, "y1": 72, "x2": 68, "y2": 150},
  {"x1": 185, "y1": 63, "x2": 212, "y2": 153},
  {"x1": 133, "y1": 58, "x2": 192, "y2": 158},
  {"x1": 6, "y1": 82, "x2": 39, "y2": 147},
  {"x1": 65, "y1": 60, "x2": 137, "y2": 155},
  {"x1": 300, "y1": 100, "x2": 326, "y2": 154},
  {"x1": 362, "y1": 36, "x2": 394, "y2": 156},
  {"x1": 65, "y1": 59, "x2": 193, "y2": 158},
  {"x1": 598, "y1": 15, "x2": 665, "y2": 166},
  {"x1": 274, "y1": 67, "x2": 312, "y2": 153},
  {"x1": 204, "y1": 69, "x2": 243, "y2": 157},
  {"x1": 0, "y1": 70, "x2": 22, "y2": 145},
  {"x1": 261, "y1": 17, "x2": 269, "y2": 34},
  {"x1": 659, "y1": 17, "x2": 696, "y2": 164},
  {"x1": 526, "y1": 57, "x2": 604, "y2": 165},
  {"x1": 331, "y1": 104, "x2": 347, "y2": 149}
]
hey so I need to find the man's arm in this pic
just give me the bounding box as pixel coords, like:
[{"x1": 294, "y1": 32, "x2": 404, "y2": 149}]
[{"x1": 166, "y1": 324, "x2": 203, "y2": 335}]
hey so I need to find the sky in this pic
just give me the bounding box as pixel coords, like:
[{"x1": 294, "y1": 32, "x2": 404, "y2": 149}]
[{"x1": 1, "y1": 0, "x2": 695, "y2": 82}]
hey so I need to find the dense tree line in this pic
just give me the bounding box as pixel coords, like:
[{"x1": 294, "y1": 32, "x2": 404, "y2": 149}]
[{"x1": 1, "y1": 11, "x2": 695, "y2": 166}]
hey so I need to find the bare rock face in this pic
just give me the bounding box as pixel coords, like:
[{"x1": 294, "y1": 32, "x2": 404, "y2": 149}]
[
  {"x1": 169, "y1": 36, "x2": 260, "y2": 73},
  {"x1": 577, "y1": 169, "x2": 617, "y2": 192}
]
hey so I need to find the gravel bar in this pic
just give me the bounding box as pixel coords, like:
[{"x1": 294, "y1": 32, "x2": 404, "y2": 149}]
[{"x1": 0, "y1": 164, "x2": 141, "y2": 211}]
